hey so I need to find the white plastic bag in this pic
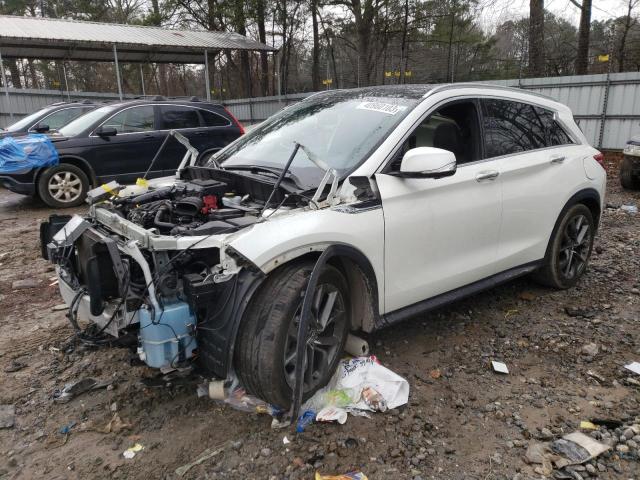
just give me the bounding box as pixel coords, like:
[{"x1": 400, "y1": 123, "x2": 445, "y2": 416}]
[
  {"x1": 303, "y1": 356, "x2": 409, "y2": 415},
  {"x1": 334, "y1": 356, "x2": 409, "y2": 411}
]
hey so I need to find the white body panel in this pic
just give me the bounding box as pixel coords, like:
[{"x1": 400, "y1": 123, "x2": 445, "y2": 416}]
[{"x1": 227, "y1": 207, "x2": 386, "y2": 313}]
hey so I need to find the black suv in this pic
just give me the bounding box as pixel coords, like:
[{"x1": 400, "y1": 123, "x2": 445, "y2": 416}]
[
  {"x1": 0, "y1": 97, "x2": 244, "y2": 207},
  {"x1": 0, "y1": 100, "x2": 98, "y2": 137}
]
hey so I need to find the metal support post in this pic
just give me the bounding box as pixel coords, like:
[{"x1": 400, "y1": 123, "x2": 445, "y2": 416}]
[
  {"x1": 0, "y1": 49, "x2": 13, "y2": 122},
  {"x1": 62, "y1": 61, "x2": 71, "y2": 101},
  {"x1": 204, "y1": 49, "x2": 211, "y2": 101},
  {"x1": 139, "y1": 64, "x2": 145, "y2": 96},
  {"x1": 113, "y1": 44, "x2": 123, "y2": 100}
]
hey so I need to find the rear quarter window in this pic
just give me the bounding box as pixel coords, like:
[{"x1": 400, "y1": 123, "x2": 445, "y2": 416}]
[
  {"x1": 200, "y1": 109, "x2": 231, "y2": 127},
  {"x1": 533, "y1": 106, "x2": 574, "y2": 146}
]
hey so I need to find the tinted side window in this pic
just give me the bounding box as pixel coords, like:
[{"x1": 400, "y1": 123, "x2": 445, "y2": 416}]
[
  {"x1": 200, "y1": 109, "x2": 230, "y2": 127},
  {"x1": 161, "y1": 106, "x2": 201, "y2": 129},
  {"x1": 533, "y1": 106, "x2": 573, "y2": 146},
  {"x1": 103, "y1": 106, "x2": 155, "y2": 133},
  {"x1": 37, "y1": 107, "x2": 85, "y2": 130},
  {"x1": 481, "y1": 99, "x2": 546, "y2": 158}
]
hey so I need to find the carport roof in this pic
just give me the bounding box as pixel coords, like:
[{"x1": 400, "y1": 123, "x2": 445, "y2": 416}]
[{"x1": 0, "y1": 15, "x2": 276, "y2": 64}]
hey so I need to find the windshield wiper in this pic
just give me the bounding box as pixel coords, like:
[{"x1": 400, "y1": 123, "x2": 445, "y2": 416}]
[{"x1": 224, "y1": 164, "x2": 306, "y2": 190}]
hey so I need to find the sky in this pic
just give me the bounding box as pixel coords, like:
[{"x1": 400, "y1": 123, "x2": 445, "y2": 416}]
[{"x1": 480, "y1": 0, "x2": 628, "y2": 32}]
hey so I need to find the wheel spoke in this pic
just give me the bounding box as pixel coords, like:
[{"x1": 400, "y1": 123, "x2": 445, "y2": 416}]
[
  {"x1": 576, "y1": 225, "x2": 589, "y2": 245},
  {"x1": 304, "y1": 344, "x2": 316, "y2": 386},
  {"x1": 314, "y1": 334, "x2": 340, "y2": 347},
  {"x1": 563, "y1": 251, "x2": 575, "y2": 277},
  {"x1": 318, "y1": 290, "x2": 338, "y2": 329}
]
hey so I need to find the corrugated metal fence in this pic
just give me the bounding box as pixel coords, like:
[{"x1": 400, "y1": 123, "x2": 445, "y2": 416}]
[{"x1": 2, "y1": 71, "x2": 639, "y2": 149}]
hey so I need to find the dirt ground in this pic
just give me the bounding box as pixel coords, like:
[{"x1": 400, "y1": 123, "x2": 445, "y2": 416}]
[{"x1": 0, "y1": 174, "x2": 638, "y2": 480}]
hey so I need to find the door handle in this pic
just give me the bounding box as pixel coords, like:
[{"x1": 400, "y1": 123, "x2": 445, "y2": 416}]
[
  {"x1": 475, "y1": 170, "x2": 500, "y2": 182},
  {"x1": 550, "y1": 156, "x2": 566, "y2": 164}
]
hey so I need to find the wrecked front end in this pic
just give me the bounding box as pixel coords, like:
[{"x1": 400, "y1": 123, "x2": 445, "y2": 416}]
[{"x1": 39, "y1": 166, "x2": 316, "y2": 378}]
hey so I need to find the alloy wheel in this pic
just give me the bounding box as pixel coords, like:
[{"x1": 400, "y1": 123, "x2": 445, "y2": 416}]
[
  {"x1": 48, "y1": 171, "x2": 83, "y2": 203},
  {"x1": 283, "y1": 282, "x2": 347, "y2": 392},
  {"x1": 558, "y1": 214, "x2": 591, "y2": 280}
]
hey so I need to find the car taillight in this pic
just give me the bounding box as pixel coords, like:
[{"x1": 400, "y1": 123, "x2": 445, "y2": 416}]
[
  {"x1": 223, "y1": 107, "x2": 245, "y2": 135},
  {"x1": 593, "y1": 152, "x2": 605, "y2": 169}
]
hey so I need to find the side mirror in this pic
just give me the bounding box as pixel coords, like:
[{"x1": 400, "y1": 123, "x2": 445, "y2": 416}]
[
  {"x1": 96, "y1": 126, "x2": 117, "y2": 137},
  {"x1": 397, "y1": 147, "x2": 457, "y2": 179},
  {"x1": 34, "y1": 123, "x2": 50, "y2": 133}
]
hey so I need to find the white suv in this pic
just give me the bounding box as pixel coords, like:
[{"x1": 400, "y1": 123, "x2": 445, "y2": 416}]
[{"x1": 42, "y1": 84, "x2": 606, "y2": 408}]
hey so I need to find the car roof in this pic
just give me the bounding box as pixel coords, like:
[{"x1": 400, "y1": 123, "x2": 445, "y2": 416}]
[
  {"x1": 46, "y1": 99, "x2": 98, "y2": 107},
  {"x1": 310, "y1": 83, "x2": 557, "y2": 105},
  {"x1": 104, "y1": 96, "x2": 224, "y2": 109}
]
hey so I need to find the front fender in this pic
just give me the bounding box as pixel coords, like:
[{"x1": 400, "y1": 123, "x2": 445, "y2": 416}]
[{"x1": 226, "y1": 206, "x2": 385, "y2": 313}]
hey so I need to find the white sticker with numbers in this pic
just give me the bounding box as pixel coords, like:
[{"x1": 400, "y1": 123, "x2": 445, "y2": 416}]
[{"x1": 356, "y1": 101, "x2": 407, "y2": 115}]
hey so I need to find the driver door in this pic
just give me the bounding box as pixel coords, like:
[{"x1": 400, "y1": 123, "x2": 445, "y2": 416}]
[{"x1": 376, "y1": 99, "x2": 503, "y2": 313}]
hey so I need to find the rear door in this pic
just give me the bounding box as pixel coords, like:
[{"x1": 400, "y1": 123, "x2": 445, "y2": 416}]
[
  {"x1": 158, "y1": 105, "x2": 204, "y2": 173},
  {"x1": 89, "y1": 105, "x2": 164, "y2": 183},
  {"x1": 480, "y1": 98, "x2": 584, "y2": 271}
]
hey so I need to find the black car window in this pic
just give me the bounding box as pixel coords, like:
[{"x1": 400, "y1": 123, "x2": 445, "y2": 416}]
[
  {"x1": 200, "y1": 109, "x2": 230, "y2": 127},
  {"x1": 161, "y1": 106, "x2": 201, "y2": 129},
  {"x1": 533, "y1": 106, "x2": 573, "y2": 146},
  {"x1": 481, "y1": 99, "x2": 546, "y2": 158},
  {"x1": 103, "y1": 106, "x2": 155, "y2": 134},
  {"x1": 37, "y1": 107, "x2": 86, "y2": 131}
]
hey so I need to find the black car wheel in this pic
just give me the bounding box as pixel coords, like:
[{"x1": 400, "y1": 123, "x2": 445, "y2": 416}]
[
  {"x1": 620, "y1": 156, "x2": 640, "y2": 190},
  {"x1": 37, "y1": 164, "x2": 89, "y2": 208},
  {"x1": 533, "y1": 204, "x2": 594, "y2": 289},
  {"x1": 235, "y1": 261, "x2": 350, "y2": 408}
]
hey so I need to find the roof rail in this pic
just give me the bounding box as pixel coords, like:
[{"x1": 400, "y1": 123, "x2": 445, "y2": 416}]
[
  {"x1": 166, "y1": 95, "x2": 202, "y2": 102},
  {"x1": 428, "y1": 82, "x2": 555, "y2": 102}
]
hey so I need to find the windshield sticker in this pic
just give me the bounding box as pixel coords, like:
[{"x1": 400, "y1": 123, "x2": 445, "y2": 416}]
[{"x1": 356, "y1": 102, "x2": 407, "y2": 115}]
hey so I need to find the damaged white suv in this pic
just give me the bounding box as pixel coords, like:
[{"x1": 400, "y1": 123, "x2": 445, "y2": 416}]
[{"x1": 41, "y1": 84, "x2": 606, "y2": 409}]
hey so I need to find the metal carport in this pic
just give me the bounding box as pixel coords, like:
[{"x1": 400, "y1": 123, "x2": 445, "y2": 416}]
[{"x1": 0, "y1": 15, "x2": 276, "y2": 119}]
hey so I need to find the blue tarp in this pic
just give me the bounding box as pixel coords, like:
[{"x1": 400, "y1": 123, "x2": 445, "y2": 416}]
[{"x1": 0, "y1": 134, "x2": 59, "y2": 173}]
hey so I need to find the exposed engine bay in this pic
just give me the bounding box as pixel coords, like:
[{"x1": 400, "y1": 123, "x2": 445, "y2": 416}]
[
  {"x1": 41, "y1": 160, "x2": 339, "y2": 378},
  {"x1": 104, "y1": 166, "x2": 306, "y2": 236}
]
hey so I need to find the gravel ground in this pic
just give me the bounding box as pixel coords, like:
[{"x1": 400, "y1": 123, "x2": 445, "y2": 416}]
[{"x1": 0, "y1": 174, "x2": 638, "y2": 480}]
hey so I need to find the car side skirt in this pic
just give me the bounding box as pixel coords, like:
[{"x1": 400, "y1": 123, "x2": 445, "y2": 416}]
[{"x1": 378, "y1": 260, "x2": 542, "y2": 328}]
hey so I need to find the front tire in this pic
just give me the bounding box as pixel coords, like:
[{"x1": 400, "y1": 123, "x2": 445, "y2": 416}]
[
  {"x1": 37, "y1": 164, "x2": 89, "y2": 208},
  {"x1": 235, "y1": 261, "x2": 350, "y2": 408},
  {"x1": 533, "y1": 204, "x2": 595, "y2": 289}
]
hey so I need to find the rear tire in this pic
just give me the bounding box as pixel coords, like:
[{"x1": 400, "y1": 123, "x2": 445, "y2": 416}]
[
  {"x1": 37, "y1": 164, "x2": 89, "y2": 208},
  {"x1": 533, "y1": 204, "x2": 594, "y2": 289},
  {"x1": 235, "y1": 261, "x2": 350, "y2": 408},
  {"x1": 620, "y1": 156, "x2": 640, "y2": 190}
]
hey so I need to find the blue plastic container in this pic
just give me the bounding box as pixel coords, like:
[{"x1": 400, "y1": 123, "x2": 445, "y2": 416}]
[{"x1": 138, "y1": 301, "x2": 197, "y2": 369}]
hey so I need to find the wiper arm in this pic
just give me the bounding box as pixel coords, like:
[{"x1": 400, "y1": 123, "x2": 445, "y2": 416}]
[
  {"x1": 224, "y1": 164, "x2": 306, "y2": 190},
  {"x1": 295, "y1": 143, "x2": 340, "y2": 207}
]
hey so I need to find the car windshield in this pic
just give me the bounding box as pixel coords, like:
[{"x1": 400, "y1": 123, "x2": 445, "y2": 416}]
[
  {"x1": 208, "y1": 91, "x2": 420, "y2": 189},
  {"x1": 59, "y1": 105, "x2": 117, "y2": 137},
  {"x1": 5, "y1": 107, "x2": 55, "y2": 132}
]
